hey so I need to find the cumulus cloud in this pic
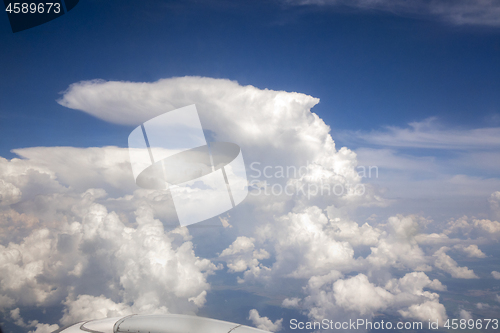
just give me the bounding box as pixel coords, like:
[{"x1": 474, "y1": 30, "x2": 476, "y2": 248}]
[
  {"x1": 10, "y1": 308, "x2": 27, "y2": 327},
  {"x1": 2, "y1": 76, "x2": 495, "y2": 330},
  {"x1": 433, "y1": 247, "x2": 478, "y2": 279},
  {"x1": 445, "y1": 216, "x2": 500, "y2": 239},
  {"x1": 218, "y1": 236, "x2": 270, "y2": 280},
  {"x1": 367, "y1": 215, "x2": 430, "y2": 271},
  {"x1": 0, "y1": 294, "x2": 15, "y2": 309},
  {"x1": 454, "y1": 244, "x2": 487, "y2": 258},
  {"x1": 333, "y1": 274, "x2": 393, "y2": 315},
  {"x1": 385, "y1": 271, "x2": 447, "y2": 294},
  {"x1": 9, "y1": 146, "x2": 137, "y2": 195},
  {"x1": 282, "y1": 297, "x2": 301, "y2": 308},
  {"x1": 0, "y1": 180, "x2": 22, "y2": 206},
  {"x1": 60, "y1": 295, "x2": 134, "y2": 325},
  {"x1": 303, "y1": 272, "x2": 447, "y2": 325},
  {"x1": 3, "y1": 76, "x2": 385, "y2": 329},
  {"x1": 0, "y1": 177, "x2": 216, "y2": 327},
  {"x1": 28, "y1": 323, "x2": 60, "y2": 333},
  {"x1": 58, "y1": 78, "x2": 321, "y2": 133},
  {"x1": 57, "y1": 77, "x2": 384, "y2": 213},
  {"x1": 476, "y1": 302, "x2": 489, "y2": 309},
  {"x1": 254, "y1": 207, "x2": 357, "y2": 279},
  {"x1": 0, "y1": 209, "x2": 39, "y2": 245},
  {"x1": 248, "y1": 309, "x2": 283, "y2": 332},
  {"x1": 474, "y1": 219, "x2": 500, "y2": 234},
  {"x1": 220, "y1": 208, "x2": 457, "y2": 325},
  {"x1": 9, "y1": 308, "x2": 59, "y2": 333},
  {"x1": 492, "y1": 271, "x2": 500, "y2": 279},
  {"x1": 460, "y1": 309, "x2": 473, "y2": 320},
  {"x1": 284, "y1": 0, "x2": 500, "y2": 27},
  {"x1": 490, "y1": 191, "x2": 500, "y2": 218},
  {"x1": 399, "y1": 301, "x2": 447, "y2": 325}
]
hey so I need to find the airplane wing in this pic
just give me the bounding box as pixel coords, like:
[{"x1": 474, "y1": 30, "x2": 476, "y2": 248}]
[{"x1": 53, "y1": 314, "x2": 272, "y2": 333}]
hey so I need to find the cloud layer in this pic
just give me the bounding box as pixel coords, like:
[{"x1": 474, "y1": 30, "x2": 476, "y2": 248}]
[{"x1": 1, "y1": 77, "x2": 499, "y2": 332}]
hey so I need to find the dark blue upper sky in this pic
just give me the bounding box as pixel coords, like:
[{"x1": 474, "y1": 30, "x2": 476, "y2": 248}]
[{"x1": 1, "y1": 0, "x2": 500, "y2": 158}]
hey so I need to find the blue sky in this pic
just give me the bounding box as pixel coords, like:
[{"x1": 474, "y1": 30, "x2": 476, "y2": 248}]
[
  {"x1": 1, "y1": 1, "x2": 500, "y2": 333},
  {"x1": 1, "y1": 0, "x2": 500, "y2": 156}
]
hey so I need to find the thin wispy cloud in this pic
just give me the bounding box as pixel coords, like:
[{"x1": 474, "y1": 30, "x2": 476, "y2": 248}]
[
  {"x1": 352, "y1": 117, "x2": 500, "y2": 150},
  {"x1": 284, "y1": 0, "x2": 500, "y2": 27},
  {"x1": 349, "y1": 117, "x2": 500, "y2": 219}
]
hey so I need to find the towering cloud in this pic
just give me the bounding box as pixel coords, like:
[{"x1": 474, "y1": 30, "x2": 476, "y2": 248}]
[{"x1": 1, "y1": 77, "x2": 497, "y2": 331}]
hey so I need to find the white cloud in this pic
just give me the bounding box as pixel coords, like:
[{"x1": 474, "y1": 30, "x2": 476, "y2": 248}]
[
  {"x1": 248, "y1": 309, "x2": 283, "y2": 332},
  {"x1": 217, "y1": 203, "x2": 458, "y2": 325},
  {"x1": 0, "y1": 209, "x2": 39, "y2": 245},
  {"x1": 385, "y1": 271, "x2": 447, "y2": 294},
  {"x1": 219, "y1": 215, "x2": 232, "y2": 228},
  {"x1": 282, "y1": 297, "x2": 301, "y2": 308},
  {"x1": 284, "y1": 0, "x2": 500, "y2": 27},
  {"x1": 220, "y1": 236, "x2": 256, "y2": 257},
  {"x1": 10, "y1": 146, "x2": 137, "y2": 195},
  {"x1": 60, "y1": 295, "x2": 134, "y2": 325},
  {"x1": 460, "y1": 309, "x2": 473, "y2": 320},
  {"x1": 0, "y1": 181, "x2": 217, "y2": 326},
  {"x1": 219, "y1": 236, "x2": 270, "y2": 275},
  {"x1": 326, "y1": 212, "x2": 380, "y2": 246},
  {"x1": 367, "y1": 215, "x2": 430, "y2": 271},
  {"x1": 0, "y1": 76, "x2": 358, "y2": 198},
  {"x1": 224, "y1": 210, "x2": 455, "y2": 323},
  {"x1": 3, "y1": 76, "x2": 383, "y2": 328},
  {"x1": 303, "y1": 271, "x2": 447, "y2": 324},
  {"x1": 0, "y1": 179, "x2": 22, "y2": 206},
  {"x1": 333, "y1": 274, "x2": 393, "y2": 315},
  {"x1": 433, "y1": 247, "x2": 478, "y2": 279},
  {"x1": 58, "y1": 78, "x2": 319, "y2": 134},
  {"x1": 305, "y1": 270, "x2": 343, "y2": 292},
  {"x1": 474, "y1": 219, "x2": 500, "y2": 234},
  {"x1": 9, "y1": 308, "x2": 60, "y2": 333},
  {"x1": 0, "y1": 294, "x2": 15, "y2": 309},
  {"x1": 454, "y1": 244, "x2": 487, "y2": 258},
  {"x1": 3, "y1": 76, "x2": 496, "y2": 330},
  {"x1": 56, "y1": 77, "x2": 382, "y2": 212},
  {"x1": 254, "y1": 207, "x2": 357, "y2": 279},
  {"x1": 492, "y1": 271, "x2": 500, "y2": 279},
  {"x1": 399, "y1": 301, "x2": 447, "y2": 325},
  {"x1": 415, "y1": 233, "x2": 452, "y2": 245},
  {"x1": 28, "y1": 322, "x2": 60, "y2": 333},
  {"x1": 476, "y1": 302, "x2": 489, "y2": 309},
  {"x1": 445, "y1": 216, "x2": 500, "y2": 239},
  {"x1": 490, "y1": 191, "x2": 500, "y2": 216},
  {"x1": 58, "y1": 77, "x2": 323, "y2": 153},
  {"x1": 10, "y1": 308, "x2": 27, "y2": 327}
]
